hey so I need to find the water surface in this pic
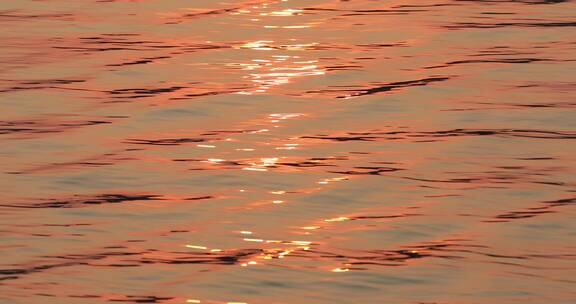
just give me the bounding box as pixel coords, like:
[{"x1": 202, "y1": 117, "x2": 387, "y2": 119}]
[{"x1": 1, "y1": 0, "x2": 575, "y2": 303}]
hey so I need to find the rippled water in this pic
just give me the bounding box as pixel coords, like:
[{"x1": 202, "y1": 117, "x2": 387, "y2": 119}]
[{"x1": 1, "y1": 0, "x2": 576, "y2": 303}]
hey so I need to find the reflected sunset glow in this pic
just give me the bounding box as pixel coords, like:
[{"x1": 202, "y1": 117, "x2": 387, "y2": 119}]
[{"x1": 1, "y1": 0, "x2": 574, "y2": 303}]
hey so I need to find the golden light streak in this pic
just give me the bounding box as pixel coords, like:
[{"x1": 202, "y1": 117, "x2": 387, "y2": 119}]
[
  {"x1": 185, "y1": 245, "x2": 208, "y2": 250},
  {"x1": 325, "y1": 217, "x2": 350, "y2": 222},
  {"x1": 332, "y1": 268, "x2": 350, "y2": 273},
  {"x1": 243, "y1": 238, "x2": 264, "y2": 242}
]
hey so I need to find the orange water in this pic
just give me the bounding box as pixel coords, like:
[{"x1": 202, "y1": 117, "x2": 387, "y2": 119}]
[{"x1": 1, "y1": 1, "x2": 575, "y2": 303}]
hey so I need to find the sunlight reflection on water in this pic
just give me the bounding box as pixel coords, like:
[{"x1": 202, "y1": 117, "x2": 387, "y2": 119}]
[{"x1": 1, "y1": 0, "x2": 575, "y2": 303}]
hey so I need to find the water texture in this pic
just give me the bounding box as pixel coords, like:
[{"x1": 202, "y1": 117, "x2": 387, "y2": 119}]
[{"x1": 1, "y1": 0, "x2": 575, "y2": 303}]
